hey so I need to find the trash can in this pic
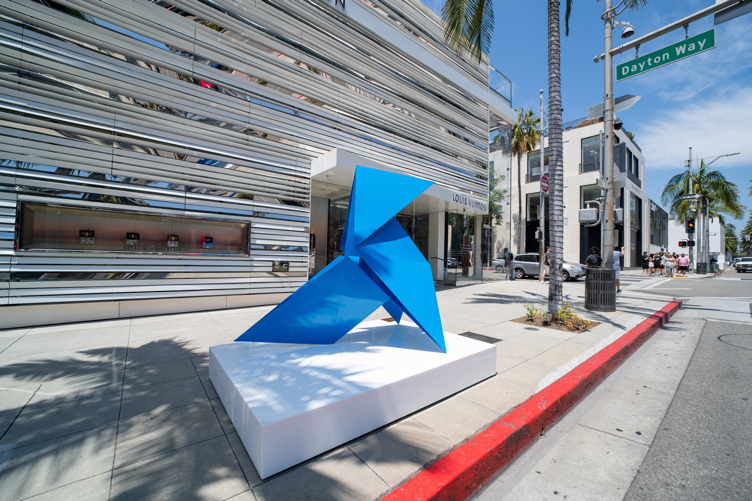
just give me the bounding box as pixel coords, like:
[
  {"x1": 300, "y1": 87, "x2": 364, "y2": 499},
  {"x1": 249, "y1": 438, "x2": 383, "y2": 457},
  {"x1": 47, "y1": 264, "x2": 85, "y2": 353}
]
[
  {"x1": 696, "y1": 262, "x2": 708, "y2": 274},
  {"x1": 585, "y1": 268, "x2": 616, "y2": 312}
]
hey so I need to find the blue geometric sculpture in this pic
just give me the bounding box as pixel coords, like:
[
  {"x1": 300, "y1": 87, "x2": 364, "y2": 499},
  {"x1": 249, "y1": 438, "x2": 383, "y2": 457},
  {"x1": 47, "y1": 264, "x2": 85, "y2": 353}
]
[{"x1": 235, "y1": 166, "x2": 446, "y2": 352}]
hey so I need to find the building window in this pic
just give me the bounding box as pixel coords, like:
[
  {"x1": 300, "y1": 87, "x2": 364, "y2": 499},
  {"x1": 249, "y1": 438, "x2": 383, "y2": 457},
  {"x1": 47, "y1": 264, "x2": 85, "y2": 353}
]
[
  {"x1": 626, "y1": 149, "x2": 641, "y2": 186},
  {"x1": 18, "y1": 203, "x2": 250, "y2": 255},
  {"x1": 650, "y1": 202, "x2": 668, "y2": 248},
  {"x1": 626, "y1": 149, "x2": 633, "y2": 174},
  {"x1": 527, "y1": 193, "x2": 548, "y2": 220},
  {"x1": 527, "y1": 148, "x2": 550, "y2": 181},
  {"x1": 581, "y1": 184, "x2": 602, "y2": 209},
  {"x1": 581, "y1": 135, "x2": 601, "y2": 173}
]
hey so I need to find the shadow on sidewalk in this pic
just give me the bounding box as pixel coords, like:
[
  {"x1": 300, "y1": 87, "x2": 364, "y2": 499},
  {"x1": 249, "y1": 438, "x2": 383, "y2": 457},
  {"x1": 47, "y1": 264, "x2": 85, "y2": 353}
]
[{"x1": 0, "y1": 337, "x2": 441, "y2": 500}]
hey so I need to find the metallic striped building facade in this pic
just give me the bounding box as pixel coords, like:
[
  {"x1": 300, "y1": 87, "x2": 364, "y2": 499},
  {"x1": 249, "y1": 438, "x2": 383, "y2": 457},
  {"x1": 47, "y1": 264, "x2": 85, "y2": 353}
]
[{"x1": 0, "y1": 0, "x2": 506, "y2": 327}]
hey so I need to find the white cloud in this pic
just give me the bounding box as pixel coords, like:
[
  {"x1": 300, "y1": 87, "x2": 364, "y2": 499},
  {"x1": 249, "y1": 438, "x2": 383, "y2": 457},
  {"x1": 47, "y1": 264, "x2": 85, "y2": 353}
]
[
  {"x1": 628, "y1": 15, "x2": 752, "y2": 102},
  {"x1": 636, "y1": 86, "x2": 752, "y2": 169}
]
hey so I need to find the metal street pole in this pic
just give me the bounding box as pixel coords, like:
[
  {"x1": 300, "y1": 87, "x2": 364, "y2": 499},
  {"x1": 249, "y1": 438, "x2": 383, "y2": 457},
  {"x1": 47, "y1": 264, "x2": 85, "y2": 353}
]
[
  {"x1": 688, "y1": 147, "x2": 694, "y2": 270},
  {"x1": 699, "y1": 152, "x2": 740, "y2": 272},
  {"x1": 602, "y1": 0, "x2": 616, "y2": 269},
  {"x1": 539, "y1": 89, "x2": 546, "y2": 278}
]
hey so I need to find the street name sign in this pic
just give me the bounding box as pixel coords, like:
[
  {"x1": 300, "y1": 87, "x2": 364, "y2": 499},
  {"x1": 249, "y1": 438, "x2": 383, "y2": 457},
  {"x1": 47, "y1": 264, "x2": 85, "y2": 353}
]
[{"x1": 616, "y1": 30, "x2": 715, "y2": 81}]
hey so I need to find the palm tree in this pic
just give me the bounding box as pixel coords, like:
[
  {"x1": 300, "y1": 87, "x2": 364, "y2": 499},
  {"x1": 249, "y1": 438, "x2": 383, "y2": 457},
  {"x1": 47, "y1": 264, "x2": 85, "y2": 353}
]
[
  {"x1": 724, "y1": 224, "x2": 738, "y2": 257},
  {"x1": 511, "y1": 109, "x2": 541, "y2": 254},
  {"x1": 741, "y1": 214, "x2": 752, "y2": 255},
  {"x1": 662, "y1": 160, "x2": 743, "y2": 224},
  {"x1": 442, "y1": 0, "x2": 645, "y2": 314},
  {"x1": 663, "y1": 160, "x2": 743, "y2": 266}
]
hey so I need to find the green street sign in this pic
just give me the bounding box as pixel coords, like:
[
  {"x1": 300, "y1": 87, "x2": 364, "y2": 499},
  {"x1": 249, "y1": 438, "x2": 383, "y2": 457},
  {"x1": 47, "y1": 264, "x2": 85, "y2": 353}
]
[{"x1": 616, "y1": 29, "x2": 715, "y2": 81}]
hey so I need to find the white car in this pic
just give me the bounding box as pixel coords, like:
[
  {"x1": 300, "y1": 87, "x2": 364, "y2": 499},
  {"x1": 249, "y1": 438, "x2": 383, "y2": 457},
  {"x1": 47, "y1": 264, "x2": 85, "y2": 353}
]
[
  {"x1": 735, "y1": 257, "x2": 752, "y2": 273},
  {"x1": 507, "y1": 253, "x2": 587, "y2": 281}
]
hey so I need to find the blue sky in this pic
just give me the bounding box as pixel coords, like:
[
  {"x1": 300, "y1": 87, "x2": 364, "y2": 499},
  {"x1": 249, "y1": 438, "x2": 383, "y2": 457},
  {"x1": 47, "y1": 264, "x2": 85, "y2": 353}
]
[{"x1": 423, "y1": 0, "x2": 752, "y2": 232}]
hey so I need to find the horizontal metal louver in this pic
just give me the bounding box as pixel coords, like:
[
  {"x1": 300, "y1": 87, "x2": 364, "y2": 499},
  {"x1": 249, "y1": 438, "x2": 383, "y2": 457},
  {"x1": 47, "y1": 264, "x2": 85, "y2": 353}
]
[{"x1": 0, "y1": 0, "x2": 489, "y2": 309}]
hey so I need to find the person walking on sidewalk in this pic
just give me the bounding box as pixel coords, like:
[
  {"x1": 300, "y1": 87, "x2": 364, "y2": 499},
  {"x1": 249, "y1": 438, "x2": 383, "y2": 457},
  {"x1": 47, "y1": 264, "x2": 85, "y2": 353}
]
[
  {"x1": 503, "y1": 248, "x2": 515, "y2": 281},
  {"x1": 664, "y1": 254, "x2": 674, "y2": 278},
  {"x1": 613, "y1": 246, "x2": 623, "y2": 293},
  {"x1": 677, "y1": 253, "x2": 690, "y2": 276},
  {"x1": 641, "y1": 252, "x2": 649, "y2": 275}
]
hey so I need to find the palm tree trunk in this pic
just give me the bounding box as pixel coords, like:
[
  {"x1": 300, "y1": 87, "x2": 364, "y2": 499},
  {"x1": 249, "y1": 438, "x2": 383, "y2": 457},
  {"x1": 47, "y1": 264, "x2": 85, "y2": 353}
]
[
  {"x1": 547, "y1": 0, "x2": 564, "y2": 315},
  {"x1": 517, "y1": 154, "x2": 524, "y2": 253}
]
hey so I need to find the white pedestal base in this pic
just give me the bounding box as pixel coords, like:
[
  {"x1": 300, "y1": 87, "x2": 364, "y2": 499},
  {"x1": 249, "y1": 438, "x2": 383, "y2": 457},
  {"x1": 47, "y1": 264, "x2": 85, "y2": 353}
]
[{"x1": 209, "y1": 320, "x2": 496, "y2": 478}]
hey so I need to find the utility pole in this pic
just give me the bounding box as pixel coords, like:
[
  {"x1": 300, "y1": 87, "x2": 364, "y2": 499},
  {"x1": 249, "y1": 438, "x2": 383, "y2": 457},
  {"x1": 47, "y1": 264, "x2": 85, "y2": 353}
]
[
  {"x1": 695, "y1": 152, "x2": 739, "y2": 272},
  {"x1": 688, "y1": 147, "x2": 694, "y2": 270},
  {"x1": 602, "y1": 0, "x2": 616, "y2": 269},
  {"x1": 593, "y1": 0, "x2": 749, "y2": 273},
  {"x1": 539, "y1": 89, "x2": 546, "y2": 278}
]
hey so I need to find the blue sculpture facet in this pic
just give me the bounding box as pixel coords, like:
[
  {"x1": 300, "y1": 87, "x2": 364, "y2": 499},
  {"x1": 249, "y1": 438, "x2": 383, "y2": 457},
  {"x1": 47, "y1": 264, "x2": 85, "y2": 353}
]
[{"x1": 235, "y1": 166, "x2": 446, "y2": 352}]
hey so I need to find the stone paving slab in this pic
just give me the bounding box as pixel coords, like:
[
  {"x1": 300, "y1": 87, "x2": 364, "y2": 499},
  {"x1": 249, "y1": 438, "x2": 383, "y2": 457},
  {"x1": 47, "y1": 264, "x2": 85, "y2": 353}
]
[{"x1": 0, "y1": 272, "x2": 676, "y2": 500}]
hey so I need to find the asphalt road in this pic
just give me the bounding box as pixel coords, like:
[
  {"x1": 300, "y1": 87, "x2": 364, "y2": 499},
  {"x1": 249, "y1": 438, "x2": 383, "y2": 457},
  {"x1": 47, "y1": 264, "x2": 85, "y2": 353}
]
[
  {"x1": 640, "y1": 271, "x2": 752, "y2": 298},
  {"x1": 624, "y1": 318, "x2": 752, "y2": 501},
  {"x1": 474, "y1": 275, "x2": 752, "y2": 501}
]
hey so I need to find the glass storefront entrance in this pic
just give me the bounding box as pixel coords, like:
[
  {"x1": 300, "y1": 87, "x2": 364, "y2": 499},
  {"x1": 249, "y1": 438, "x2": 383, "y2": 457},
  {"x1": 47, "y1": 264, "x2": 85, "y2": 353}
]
[
  {"x1": 445, "y1": 213, "x2": 475, "y2": 279},
  {"x1": 325, "y1": 199, "x2": 429, "y2": 268},
  {"x1": 312, "y1": 196, "x2": 499, "y2": 284}
]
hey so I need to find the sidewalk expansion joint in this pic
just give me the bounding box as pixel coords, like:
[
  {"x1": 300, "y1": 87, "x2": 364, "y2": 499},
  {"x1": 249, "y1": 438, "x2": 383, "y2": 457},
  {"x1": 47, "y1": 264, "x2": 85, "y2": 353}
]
[{"x1": 576, "y1": 423, "x2": 650, "y2": 448}]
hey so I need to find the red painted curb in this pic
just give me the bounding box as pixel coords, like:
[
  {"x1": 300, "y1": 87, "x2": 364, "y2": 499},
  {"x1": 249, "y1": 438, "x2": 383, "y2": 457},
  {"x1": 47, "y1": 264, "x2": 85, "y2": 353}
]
[{"x1": 382, "y1": 300, "x2": 682, "y2": 501}]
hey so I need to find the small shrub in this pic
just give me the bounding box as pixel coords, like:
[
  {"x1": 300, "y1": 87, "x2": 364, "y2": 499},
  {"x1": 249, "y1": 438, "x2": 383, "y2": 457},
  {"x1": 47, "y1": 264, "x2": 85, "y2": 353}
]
[
  {"x1": 554, "y1": 302, "x2": 595, "y2": 331},
  {"x1": 524, "y1": 304, "x2": 542, "y2": 322}
]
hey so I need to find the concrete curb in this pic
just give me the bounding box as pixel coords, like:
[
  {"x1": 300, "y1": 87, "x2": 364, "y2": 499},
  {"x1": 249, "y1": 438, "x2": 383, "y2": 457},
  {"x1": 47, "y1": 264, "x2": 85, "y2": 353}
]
[{"x1": 381, "y1": 300, "x2": 682, "y2": 501}]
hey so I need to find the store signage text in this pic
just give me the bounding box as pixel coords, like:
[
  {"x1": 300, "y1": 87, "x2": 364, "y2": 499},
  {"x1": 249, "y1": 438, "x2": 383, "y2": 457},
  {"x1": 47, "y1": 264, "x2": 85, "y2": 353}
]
[{"x1": 451, "y1": 192, "x2": 487, "y2": 213}]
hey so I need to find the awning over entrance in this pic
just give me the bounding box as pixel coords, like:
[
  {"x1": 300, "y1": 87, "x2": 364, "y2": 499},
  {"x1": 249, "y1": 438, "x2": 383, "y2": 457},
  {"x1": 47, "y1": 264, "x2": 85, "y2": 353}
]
[{"x1": 311, "y1": 149, "x2": 489, "y2": 216}]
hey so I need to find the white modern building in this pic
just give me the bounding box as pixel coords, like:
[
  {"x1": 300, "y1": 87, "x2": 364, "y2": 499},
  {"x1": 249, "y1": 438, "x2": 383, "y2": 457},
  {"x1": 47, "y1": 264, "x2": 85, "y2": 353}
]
[
  {"x1": 0, "y1": 0, "x2": 515, "y2": 327},
  {"x1": 509, "y1": 117, "x2": 650, "y2": 267},
  {"x1": 648, "y1": 200, "x2": 669, "y2": 254},
  {"x1": 666, "y1": 217, "x2": 727, "y2": 270}
]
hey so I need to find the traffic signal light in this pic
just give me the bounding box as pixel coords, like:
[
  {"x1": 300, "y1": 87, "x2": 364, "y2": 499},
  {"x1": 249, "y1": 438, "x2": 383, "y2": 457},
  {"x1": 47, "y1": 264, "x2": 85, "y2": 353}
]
[
  {"x1": 678, "y1": 240, "x2": 687, "y2": 247},
  {"x1": 687, "y1": 240, "x2": 696, "y2": 247},
  {"x1": 685, "y1": 218, "x2": 696, "y2": 234}
]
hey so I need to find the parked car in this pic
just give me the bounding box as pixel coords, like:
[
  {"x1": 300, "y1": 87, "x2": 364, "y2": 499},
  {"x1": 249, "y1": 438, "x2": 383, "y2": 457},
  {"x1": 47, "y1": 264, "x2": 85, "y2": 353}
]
[
  {"x1": 735, "y1": 257, "x2": 752, "y2": 273},
  {"x1": 492, "y1": 257, "x2": 507, "y2": 272},
  {"x1": 510, "y1": 253, "x2": 587, "y2": 281}
]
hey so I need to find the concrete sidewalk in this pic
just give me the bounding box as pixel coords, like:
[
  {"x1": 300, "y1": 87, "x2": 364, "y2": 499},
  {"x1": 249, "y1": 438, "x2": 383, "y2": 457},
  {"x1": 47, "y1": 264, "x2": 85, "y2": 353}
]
[{"x1": 0, "y1": 272, "x2": 678, "y2": 501}]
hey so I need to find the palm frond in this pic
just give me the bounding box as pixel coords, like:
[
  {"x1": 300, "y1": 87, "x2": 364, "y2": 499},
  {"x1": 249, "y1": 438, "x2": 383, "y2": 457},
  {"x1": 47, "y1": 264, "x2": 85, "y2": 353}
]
[
  {"x1": 465, "y1": 0, "x2": 494, "y2": 61},
  {"x1": 442, "y1": 0, "x2": 470, "y2": 54},
  {"x1": 564, "y1": 0, "x2": 573, "y2": 36},
  {"x1": 441, "y1": 0, "x2": 493, "y2": 61},
  {"x1": 661, "y1": 159, "x2": 743, "y2": 223},
  {"x1": 625, "y1": 0, "x2": 649, "y2": 8}
]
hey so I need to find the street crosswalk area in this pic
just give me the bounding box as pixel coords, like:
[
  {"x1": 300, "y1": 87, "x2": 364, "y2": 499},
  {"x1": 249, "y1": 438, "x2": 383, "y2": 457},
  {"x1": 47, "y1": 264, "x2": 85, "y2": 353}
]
[
  {"x1": 618, "y1": 272, "x2": 675, "y2": 291},
  {"x1": 620, "y1": 273, "x2": 661, "y2": 285}
]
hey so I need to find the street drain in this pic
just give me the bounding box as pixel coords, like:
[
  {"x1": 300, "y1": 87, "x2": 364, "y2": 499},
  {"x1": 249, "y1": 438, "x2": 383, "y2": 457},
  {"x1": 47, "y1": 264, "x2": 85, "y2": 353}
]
[{"x1": 458, "y1": 331, "x2": 501, "y2": 344}]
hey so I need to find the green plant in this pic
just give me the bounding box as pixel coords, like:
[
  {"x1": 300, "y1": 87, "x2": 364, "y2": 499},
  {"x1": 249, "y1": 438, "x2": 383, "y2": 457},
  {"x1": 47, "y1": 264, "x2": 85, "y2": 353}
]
[
  {"x1": 524, "y1": 304, "x2": 542, "y2": 322},
  {"x1": 554, "y1": 302, "x2": 595, "y2": 331}
]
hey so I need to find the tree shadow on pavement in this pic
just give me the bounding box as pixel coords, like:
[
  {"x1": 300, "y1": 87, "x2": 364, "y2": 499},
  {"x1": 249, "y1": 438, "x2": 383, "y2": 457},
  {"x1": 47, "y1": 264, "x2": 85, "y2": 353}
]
[{"x1": 0, "y1": 334, "x2": 445, "y2": 500}]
